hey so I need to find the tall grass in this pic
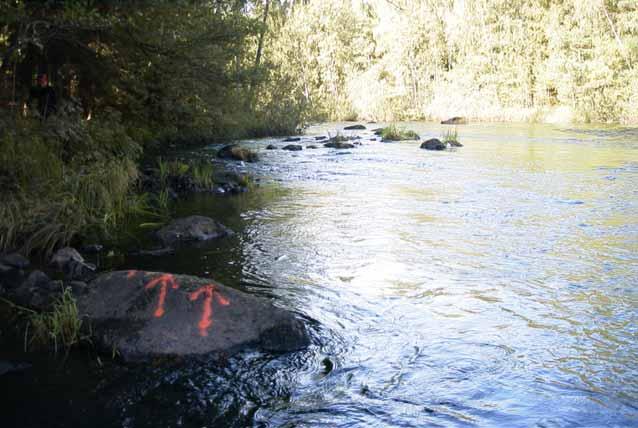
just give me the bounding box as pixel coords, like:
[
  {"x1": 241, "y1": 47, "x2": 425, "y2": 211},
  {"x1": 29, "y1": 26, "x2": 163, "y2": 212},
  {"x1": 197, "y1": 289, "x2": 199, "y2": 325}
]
[
  {"x1": 442, "y1": 128, "x2": 459, "y2": 144},
  {"x1": 27, "y1": 287, "x2": 88, "y2": 353},
  {"x1": 0, "y1": 112, "x2": 144, "y2": 255},
  {"x1": 380, "y1": 124, "x2": 420, "y2": 141},
  {"x1": 191, "y1": 160, "x2": 215, "y2": 188}
]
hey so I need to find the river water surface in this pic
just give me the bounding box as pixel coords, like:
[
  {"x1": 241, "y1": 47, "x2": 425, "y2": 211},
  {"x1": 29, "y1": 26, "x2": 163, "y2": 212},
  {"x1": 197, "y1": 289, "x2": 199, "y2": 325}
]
[{"x1": 5, "y1": 122, "x2": 638, "y2": 427}]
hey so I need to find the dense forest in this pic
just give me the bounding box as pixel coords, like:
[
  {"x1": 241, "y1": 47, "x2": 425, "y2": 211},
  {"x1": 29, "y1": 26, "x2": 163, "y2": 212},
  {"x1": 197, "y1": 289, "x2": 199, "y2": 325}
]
[{"x1": 1, "y1": 0, "x2": 637, "y2": 254}]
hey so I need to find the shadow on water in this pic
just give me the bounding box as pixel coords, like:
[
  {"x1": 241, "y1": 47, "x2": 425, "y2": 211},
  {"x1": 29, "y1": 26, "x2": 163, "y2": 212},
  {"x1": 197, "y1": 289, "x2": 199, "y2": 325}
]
[{"x1": 2, "y1": 122, "x2": 638, "y2": 427}]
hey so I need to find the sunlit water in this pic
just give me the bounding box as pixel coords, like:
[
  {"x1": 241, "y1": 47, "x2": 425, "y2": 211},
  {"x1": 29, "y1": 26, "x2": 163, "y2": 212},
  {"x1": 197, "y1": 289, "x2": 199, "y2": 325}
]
[{"x1": 4, "y1": 123, "x2": 638, "y2": 427}]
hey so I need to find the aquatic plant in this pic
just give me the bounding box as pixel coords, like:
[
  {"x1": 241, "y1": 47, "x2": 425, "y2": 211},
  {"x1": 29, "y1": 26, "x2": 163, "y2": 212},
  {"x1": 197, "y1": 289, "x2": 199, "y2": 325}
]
[
  {"x1": 380, "y1": 125, "x2": 420, "y2": 141},
  {"x1": 190, "y1": 160, "x2": 215, "y2": 188},
  {"x1": 441, "y1": 128, "x2": 462, "y2": 147},
  {"x1": 27, "y1": 287, "x2": 88, "y2": 354}
]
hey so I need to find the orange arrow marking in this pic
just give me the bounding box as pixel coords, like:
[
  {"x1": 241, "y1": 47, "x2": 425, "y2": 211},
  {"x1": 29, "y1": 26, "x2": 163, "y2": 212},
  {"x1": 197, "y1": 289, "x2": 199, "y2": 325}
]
[
  {"x1": 145, "y1": 273, "x2": 180, "y2": 318},
  {"x1": 189, "y1": 284, "x2": 230, "y2": 337}
]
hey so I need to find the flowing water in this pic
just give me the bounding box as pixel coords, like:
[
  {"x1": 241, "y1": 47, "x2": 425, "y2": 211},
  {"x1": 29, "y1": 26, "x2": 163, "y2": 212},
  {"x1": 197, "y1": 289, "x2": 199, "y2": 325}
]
[{"x1": 3, "y1": 123, "x2": 638, "y2": 427}]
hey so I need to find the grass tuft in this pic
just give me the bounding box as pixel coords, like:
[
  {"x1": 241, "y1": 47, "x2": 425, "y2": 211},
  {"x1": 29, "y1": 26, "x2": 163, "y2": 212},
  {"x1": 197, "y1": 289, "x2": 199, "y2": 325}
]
[
  {"x1": 27, "y1": 287, "x2": 88, "y2": 354},
  {"x1": 380, "y1": 124, "x2": 420, "y2": 141}
]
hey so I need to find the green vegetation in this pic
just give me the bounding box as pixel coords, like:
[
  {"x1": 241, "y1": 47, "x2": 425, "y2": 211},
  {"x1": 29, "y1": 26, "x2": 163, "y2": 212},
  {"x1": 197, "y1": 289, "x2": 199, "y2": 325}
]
[
  {"x1": 442, "y1": 128, "x2": 460, "y2": 146},
  {"x1": 380, "y1": 125, "x2": 420, "y2": 141},
  {"x1": 190, "y1": 160, "x2": 215, "y2": 189},
  {"x1": 27, "y1": 287, "x2": 87, "y2": 353},
  {"x1": 268, "y1": 0, "x2": 638, "y2": 124}
]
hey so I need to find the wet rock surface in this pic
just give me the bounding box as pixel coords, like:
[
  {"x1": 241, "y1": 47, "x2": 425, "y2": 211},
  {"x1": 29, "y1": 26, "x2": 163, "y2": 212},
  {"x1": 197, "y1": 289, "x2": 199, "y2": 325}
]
[
  {"x1": 79, "y1": 271, "x2": 311, "y2": 361},
  {"x1": 441, "y1": 116, "x2": 468, "y2": 125},
  {"x1": 282, "y1": 144, "x2": 303, "y2": 151},
  {"x1": 344, "y1": 124, "x2": 366, "y2": 130},
  {"x1": 156, "y1": 216, "x2": 233, "y2": 245},
  {"x1": 324, "y1": 141, "x2": 355, "y2": 149},
  {"x1": 420, "y1": 138, "x2": 447, "y2": 150}
]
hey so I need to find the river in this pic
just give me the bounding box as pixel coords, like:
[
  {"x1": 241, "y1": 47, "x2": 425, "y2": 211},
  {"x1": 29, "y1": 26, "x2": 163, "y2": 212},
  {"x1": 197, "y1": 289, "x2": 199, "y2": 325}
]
[{"x1": 3, "y1": 122, "x2": 638, "y2": 427}]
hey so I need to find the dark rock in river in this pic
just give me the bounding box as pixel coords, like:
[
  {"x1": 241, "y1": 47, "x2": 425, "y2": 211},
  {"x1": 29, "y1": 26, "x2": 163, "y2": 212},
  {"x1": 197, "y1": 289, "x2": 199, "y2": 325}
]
[
  {"x1": 306, "y1": 145, "x2": 318, "y2": 149},
  {"x1": 217, "y1": 144, "x2": 258, "y2": 162},
  {"x1": 420, "y1": 138, "x2": 447, "y2": 151},
  {"x1": 282, "y1": 144, "x2": 303, "y2": 151},
  {"x1": 78, "y1": 271, "x2": 311, "y2": 361},
  {"x1": 12, "y1": 270, "x2": 57, "y2": 310},
  {"x1": 324, "y1": 141, "x2": 355, "y2": 149},
  {"x1": 344, "y1": 124, "x2": 366, "y2": 130},
  {"x1": 372, "y1": 128, "x2": 384, "y2": 135},
  {"x1": 441, "y1": 116, "x2": 468, "y2": 125},
  {"x1": 315, "y1": 136, "x2": 328, "y2": 141},
  {"x1": 266, "y1": 144, "x2": 278, "y2": 150},
  {"x1": 448, "y1": 140, "x2": 463, "y2": 147},
  {"x1": 0, "y1": 253, "x2": 30, "y2": 270},
  {"x1": 0, "y1": 360, "x2": 31, "y2": 377},
  {"x1": 282, "y1": 137, "x2": 301, "y2": 142},
  {"x1": 50, "y1": 247, "x2": 96, "y2": 281},
  {"x1": 156, "y1": 216, "x2": 233, "y2": 245}
]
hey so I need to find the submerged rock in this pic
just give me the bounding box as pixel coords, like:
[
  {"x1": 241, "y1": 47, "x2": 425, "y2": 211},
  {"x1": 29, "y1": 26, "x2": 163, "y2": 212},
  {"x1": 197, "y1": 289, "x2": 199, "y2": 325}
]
[
  {"x1": 314, "y1": 136, "x2": 328, "y2": 141},
  {"x1": 441, "y1": 116, "x2": 468, "y2": 125},
  {"x1": 282, "y1": 137, "x2": 301, "y2": 142},
  {"x1": 134, "y1": 247, "x2": 175, "y2": 257},
  {"x1": 266, "y1": 144, "x2": 278, "y2": 150},
  {"x1": 79, "y1": 271, "x2": 311, "y2": 361},
  {"x1": 156, "y1": 216, "x2": 233, "y2": 245},
  {"x1": 306, "y1": 145, "x2": 318, "y2": 149},
  {"x1": 282, "y1": 144, "x2": 303, "y2": 151},
  {"x1": 324, "y1": 141, "x2": 355, "y2": 149},
  {"x1": 0, "y1": 361, "x2": 31, "y2": 377},
  {"x1": 420, "y1": 138, "x2": 447, "y2": 151},
  {"x1": 344, "y1": 124, "x2": 366, "y2": 130}
]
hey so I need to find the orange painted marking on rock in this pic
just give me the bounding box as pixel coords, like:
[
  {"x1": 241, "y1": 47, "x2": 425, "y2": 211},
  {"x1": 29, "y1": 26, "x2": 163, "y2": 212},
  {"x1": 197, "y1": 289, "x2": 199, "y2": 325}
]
[
  {"x1": 189, "y1": 284, "x2": 230, "y2": 337},
  {"x1": 145, "y1": 274, "x2": 180, "y2": 318}
]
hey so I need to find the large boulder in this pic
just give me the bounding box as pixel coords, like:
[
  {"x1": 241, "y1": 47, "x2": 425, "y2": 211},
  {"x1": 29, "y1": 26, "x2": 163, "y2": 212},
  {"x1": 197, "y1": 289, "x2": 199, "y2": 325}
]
[
  {"x1": 156, "y1": 215, "x2": 233, "y2": 245},
  {"x1": 441, "y1": 116, "x2": 468, "y2": 125},
  {"x1": 420, "y1": 138, "x2": 447, "y2": 151},
  {"x1": 78, "y1": 271, "x2": 311, "y2": 361}
]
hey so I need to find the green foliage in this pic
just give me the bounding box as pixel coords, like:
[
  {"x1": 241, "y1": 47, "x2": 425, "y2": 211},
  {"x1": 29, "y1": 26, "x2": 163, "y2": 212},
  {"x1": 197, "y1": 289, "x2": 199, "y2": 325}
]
[
  {"x1": 380, "y1": 125, "x2": 420, "y2": 141},
  {"x1": 442, "y1": 128, "x2": 459, "y2": 145},
  {"x1": 27, "y1": 287, "x2": 87, "y2": 353},
  {"x1": 0, "y1": 114, "x2": 143, "y2": 255},
  {"x1": 190, "y1": 160, "x2": 215, "y2": 189},
  {"x1": 267, "y1": 0, "x2": 638, "y2": 124}
]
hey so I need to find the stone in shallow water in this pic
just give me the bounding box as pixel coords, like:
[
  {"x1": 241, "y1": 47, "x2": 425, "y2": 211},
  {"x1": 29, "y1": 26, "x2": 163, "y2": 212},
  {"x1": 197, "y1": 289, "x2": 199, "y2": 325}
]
[
  {"x1": 78, "y1": 271, "x2": 310, "y2": 361},
  {"x1": 420, "y1": 138, "x2": 447, "y2": 151},
  {"x1": 156, "y1": 215, "x2": 233, "y2": 245}
]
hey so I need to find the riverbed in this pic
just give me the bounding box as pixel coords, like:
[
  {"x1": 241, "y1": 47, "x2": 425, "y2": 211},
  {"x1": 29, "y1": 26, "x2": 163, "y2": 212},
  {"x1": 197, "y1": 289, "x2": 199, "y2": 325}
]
[{"x1": 2, "y1": 122, "x2": 637, "y2": 427}]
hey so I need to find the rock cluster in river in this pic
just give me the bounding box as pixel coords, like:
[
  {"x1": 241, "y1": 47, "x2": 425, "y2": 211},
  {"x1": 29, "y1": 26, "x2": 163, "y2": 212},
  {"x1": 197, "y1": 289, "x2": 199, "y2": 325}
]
[{"x1": 0, "y1": 249, "x2": 95, "y2": 310}]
